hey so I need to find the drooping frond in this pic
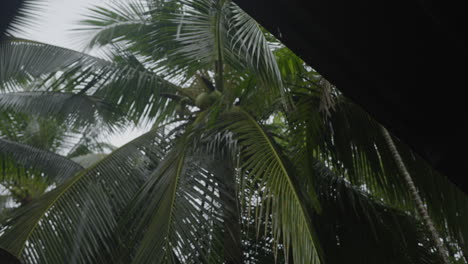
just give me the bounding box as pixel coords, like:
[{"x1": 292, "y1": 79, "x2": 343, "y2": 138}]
[
  {"x1": 0, "y1": 38, "x2": 107, "y2": 92},
  {"x1": 0, "y1": 91, "x2": 124, "y2": 129},
  {"x1": 0, "y1": 127, "x2": 169, "y2": 263},
  {"x1": 89, "y1": 48, "x2": 182, "y2": 124},
  {"x1": 0, "y1": 138, "x2": 83, "y2": 183},
  {"x1": 223, "y1": 107, "x2": 322, "y2": 264},
  {"x1": 0, "y1": 38, "x2": 182, "y2": 124},
  {"x1": 118, "y1": 129, "x2": 225, "y2": 264}
]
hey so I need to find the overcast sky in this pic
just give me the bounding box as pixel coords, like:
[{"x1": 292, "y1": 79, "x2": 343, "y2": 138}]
[
  {"x1": 18, "y1": 0, "x2": 103, "y2": 49},
  {"x1": 17, "y1": 0, "x2": 147, "y2": 147}
]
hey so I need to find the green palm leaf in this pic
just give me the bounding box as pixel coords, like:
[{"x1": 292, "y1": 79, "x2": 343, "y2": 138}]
[
  {"x1": 224, "y1": 107, "x2": 322, "y2": 264},
  {"x1": 127, "y1": 142, "x2": 191, "y2": 263},
  {"x1": 1, "y1": 0, "x2": 463, "y2": 262},
  {"x1": 0, "y1": 91, "x2": 123, "y2": 128},
  {"x1": 0, "y1": 127, "x2": 169, "y2": 263},
  {"x1": 0, "y1": 138, "x2": 83, "y2": 183},
  {"x1": 226, "y1": 2, "x2": 283, "y2": 94},
  {"x1": 0, "y1": 38, "x2": 182, "y2": 124},
  {"x1": 80, "y1": 0, "x2": 284, "y2": 97},
  {"x1": 77, "y1": 0, "x2": 151, "y2": 49},
  {"x1": 117, "y1": 128, "x2": 225, "y2": 263},
  {"x1": 0, "y1": 38, "x2": 106, "y2": 91}
]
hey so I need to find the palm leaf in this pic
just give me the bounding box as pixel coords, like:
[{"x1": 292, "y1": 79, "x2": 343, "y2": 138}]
[
  {"x1": 225, "y1": 2, "x2": 284, "y2": 96},
  {"x1": 0, "y1": 112, "x2": 81, "y2": 154},
  {"x1": 76, "y1": 0, "x2": 151, "y2": 49},
  {"x1": 79, "y1": 0, "x2": 284, "y2": 97},
  {"x1": 223, "y1": 107, "x2": 322, "y2": 264},
  {"x1": 326, "y1": 99, "x2": 468, "y2": 249},
  {"x1": 0, "y1": 138, "x2": 83, "y2": 183},
  {"x1": 0, "y1": 38, "x2": 107, "y2": 91},
  {"x1": 0, "y1": 127, "x2": 169, "y2": 263},
  {"x1": 309, "y1": 159, "x2": 442, "y2": 263},
  {"x1": 288, "y1": 87, "x2": 468, "y2": 255},
  {"x1": 0, "y1": 38, "x2": 182, "y2": 124},
  {"x1": 118, "y1": 128, "x2": 225, "y2": 263},
  {"x1": 3, "y1": 0, "x2": 45, "y2": 35},
  {"x1": 0, "y1": 91, "x2": 124, "y2": 129}
]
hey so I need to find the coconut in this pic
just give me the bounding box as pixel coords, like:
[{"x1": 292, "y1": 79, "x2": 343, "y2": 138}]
[
  {"x1": 209, "y1": 90, "x2": 222, "y2": 101},
  {"x1": 195, "y1": 92, "x2": 212, "y2": 109},
  {"x1": 196, "y1": 90, "x2": 222, "y2": 109}
]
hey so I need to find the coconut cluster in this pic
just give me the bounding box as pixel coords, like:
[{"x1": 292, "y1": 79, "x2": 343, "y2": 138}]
[{"x1": 195, "y1": 90, "x2": 222, "y2": 109}]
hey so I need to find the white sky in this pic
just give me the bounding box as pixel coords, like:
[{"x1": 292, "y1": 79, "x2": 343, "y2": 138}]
[
  {"x1": 17, "y1": 0, "x2": 147, "y2": 147},
  {"x1": 17, "y1": 0, "x2": 102, "y2": 49}
]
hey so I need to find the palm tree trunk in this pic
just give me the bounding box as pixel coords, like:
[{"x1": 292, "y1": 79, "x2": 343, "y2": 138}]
[{"x1": 380, "y1": 125, "x2": 450, "y2": 263}]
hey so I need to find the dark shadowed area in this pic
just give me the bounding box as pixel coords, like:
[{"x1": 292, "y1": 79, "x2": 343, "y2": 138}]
[{"x1": 233, "y1": 0, "x2": 466, "y2": 193}]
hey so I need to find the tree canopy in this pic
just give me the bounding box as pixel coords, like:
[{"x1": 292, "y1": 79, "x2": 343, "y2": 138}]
[{"x1": 0, "y1": 0, "x2": 466, "y2": 263}]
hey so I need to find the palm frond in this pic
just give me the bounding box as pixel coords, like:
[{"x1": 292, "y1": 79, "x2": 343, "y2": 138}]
[
  {"x1": 225, "y1": 3, "x2": 284, "y2": 96},
  {"x1": 90, "y1": 47, "x2": 182, "y2": 124},
  {"x1": 223, "y1": 107, "x2": 322, "y2": 264},
  {"x1": 0, "y1": 38, "x2": 182, "y2": 124},
  {"x1": 0, "y1": 38, "x2": 107, "y2": 91},
  {"x1": 310, "y1": 159, "x2": 442, "y2": 263},
  {"x1": 79, "y1": 0, "x2": 285, "y2": 100},
  {"x1": 329, "y1": 99, "x2": 468, "y2": 249},
  {"x1": 288, "y1": 89, "x2": 468, "y2": 254},
  {"x1": 76, "y1": 0, "x2": 151, "y2": 49},
  {"x1": 4, "y1": 0, "x2": 45, "y2": 35},
  {"x1": 0, "y1": 138, "x2": 83, "y2": 183},
  {"x1": 118, "y1": 129, "x2": 225, "y2": 263},
  {"x1": 0, "y1": 111, "x2": 83, "y2": 155},
  {"x1": 0, "y1": 91, "x2": 124, "y2": 129},
  {"x1": 0, "y1": 127, "x2": 169, "y2": 263}
]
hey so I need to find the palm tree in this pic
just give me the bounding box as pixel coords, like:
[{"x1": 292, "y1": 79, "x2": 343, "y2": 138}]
[
  {"x1": 0, "y1": 85, "x2": 118, "y2": 210},
  {"x1": 0, "y1": 0, "x2": 466, "y2": 263}
]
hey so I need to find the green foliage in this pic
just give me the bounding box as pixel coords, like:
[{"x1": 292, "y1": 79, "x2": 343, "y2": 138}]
[
  {"x1": 222, "y1": 107, "x2": 322, "y2": 263},
  {"x1": 0, "y1": 0, "x2": 466, "y2": 264}
]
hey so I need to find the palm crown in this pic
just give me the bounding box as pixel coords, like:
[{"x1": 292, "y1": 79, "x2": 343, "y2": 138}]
[{"x1": 0, "y1": 0, "x2": 466, "y2": 263}]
